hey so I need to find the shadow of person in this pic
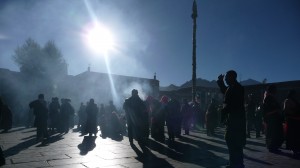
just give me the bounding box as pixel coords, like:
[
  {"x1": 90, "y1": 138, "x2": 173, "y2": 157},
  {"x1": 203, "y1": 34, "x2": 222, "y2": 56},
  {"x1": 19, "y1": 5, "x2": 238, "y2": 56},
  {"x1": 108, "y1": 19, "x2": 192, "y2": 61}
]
[
  {"x1": 187, "y1": 135, "x2": 227, "y2": 146},
  {"x1": 21, "y1": 128, "x2": 36, "y2": 133},
  {"x1": 3, "y1": 137, "x2": 37, "y2": 158},
  {"x1": 178, "y1": 135, "x2": 228, "y2": 154},
  {"x1": 146, "y1": 139, "x2": 182, "y2": 160},
  {"x1": 130, "y1": 142, "x2": 174, "y2": 168},
  {"x1": 179, "y1": 134, "x2": 274, "y2": 166},
  {"x1": 78, "y1": 136, "x2": 97, "y2": 155},
  {"x1": 147, "y1": 138, "x2": 229, "y2": 167},
  {"x1": 0, "y1": 127, "x2": 27, "y2": 134},
  {"x1": 244, "y1": 154, "x2": 273, "y2": 166},
  {"x1": 21, "y1": 135, "x2": 36, "y2": 140},
  {"x1": 0, "y1": 146, "x2": 5, "y2": 166},
  {"x1": 36, "y1": 134, "x2": 64, "y2": 147},
  {"x1": 188, "y1": 132, "x2": 224, "y2": 140}
]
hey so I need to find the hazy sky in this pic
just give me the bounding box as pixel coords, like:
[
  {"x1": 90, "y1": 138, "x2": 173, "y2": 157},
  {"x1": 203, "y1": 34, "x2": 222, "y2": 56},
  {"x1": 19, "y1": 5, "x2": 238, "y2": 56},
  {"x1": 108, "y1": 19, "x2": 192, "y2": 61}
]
[{"x1": 0, "y1": 0, "x2": 299, "y2": 86}]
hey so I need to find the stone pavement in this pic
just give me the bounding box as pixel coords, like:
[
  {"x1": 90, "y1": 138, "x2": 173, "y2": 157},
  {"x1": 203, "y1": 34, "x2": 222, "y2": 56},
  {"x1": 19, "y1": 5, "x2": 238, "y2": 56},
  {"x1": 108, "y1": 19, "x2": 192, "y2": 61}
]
[{"x1": 0, "y1": 126, "x2": 299, "y2": 168}]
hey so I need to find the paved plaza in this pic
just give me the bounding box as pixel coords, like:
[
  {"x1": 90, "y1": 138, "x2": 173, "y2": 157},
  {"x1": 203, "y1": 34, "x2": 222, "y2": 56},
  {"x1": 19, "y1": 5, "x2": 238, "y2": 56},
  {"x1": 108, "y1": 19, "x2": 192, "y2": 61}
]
[{"x1": 0, "y1": 126, "x2": 299, "y2": 168}]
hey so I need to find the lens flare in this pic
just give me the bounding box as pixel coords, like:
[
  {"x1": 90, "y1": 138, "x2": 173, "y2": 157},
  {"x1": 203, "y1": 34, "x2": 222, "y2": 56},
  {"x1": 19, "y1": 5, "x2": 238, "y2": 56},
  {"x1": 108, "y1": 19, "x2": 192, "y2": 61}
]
[
  {"x1": 83, "y1": 0, "x2": 119, "y2": 105},
  {"x1": 84, "y1": 23, "x2": 115, "y2": 54}
]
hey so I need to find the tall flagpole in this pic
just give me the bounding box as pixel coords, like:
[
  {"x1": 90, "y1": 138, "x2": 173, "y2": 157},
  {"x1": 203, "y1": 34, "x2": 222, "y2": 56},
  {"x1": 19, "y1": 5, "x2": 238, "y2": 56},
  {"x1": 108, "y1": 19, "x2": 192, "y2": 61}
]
[{"x1": 191, "y1": 0, "x2": 198, "y2": 102}]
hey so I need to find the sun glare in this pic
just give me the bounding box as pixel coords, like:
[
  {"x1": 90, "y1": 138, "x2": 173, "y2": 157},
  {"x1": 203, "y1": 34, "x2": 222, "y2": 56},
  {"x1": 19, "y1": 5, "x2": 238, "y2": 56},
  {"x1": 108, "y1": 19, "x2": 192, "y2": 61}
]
[{"x1": 84, "y1": 23, "x2": 115, "y2": 54}]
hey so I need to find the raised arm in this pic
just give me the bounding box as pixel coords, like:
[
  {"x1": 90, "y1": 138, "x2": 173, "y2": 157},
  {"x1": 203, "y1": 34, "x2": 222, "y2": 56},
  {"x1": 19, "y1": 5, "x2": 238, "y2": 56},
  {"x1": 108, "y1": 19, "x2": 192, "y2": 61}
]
[{"x1": 217, "y1": 74, "x2": 227, "y2": 94}]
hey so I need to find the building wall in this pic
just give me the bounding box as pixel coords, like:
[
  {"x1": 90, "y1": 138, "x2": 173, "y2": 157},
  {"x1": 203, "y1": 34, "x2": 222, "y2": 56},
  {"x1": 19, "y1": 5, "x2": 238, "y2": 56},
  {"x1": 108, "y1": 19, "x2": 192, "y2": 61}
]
[
  {"x1": 62, "y1": 71, "x2": 159, "y2": 109},
  {"x1": 0, "y1": 68, "x2": 160, "y2": 111},
  {"x1": 159, "y1": 80, "x2": 300, "y2": 109}
]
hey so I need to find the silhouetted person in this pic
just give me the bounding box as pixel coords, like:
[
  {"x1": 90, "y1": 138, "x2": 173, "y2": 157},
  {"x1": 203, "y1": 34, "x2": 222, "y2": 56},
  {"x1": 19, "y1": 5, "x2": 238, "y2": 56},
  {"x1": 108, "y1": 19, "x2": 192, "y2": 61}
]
[
  {"x1": 77, "y1": 102, "x2": 86, "y2": 130},
  {"x1": 60, "y1": 98, "x2": 74, "y2": 133},
  {"x1": 106, "y1": 100, "x2": 117, "y2": 114},
  {"x1": 174, "y1": 98, "x2": 183, "y2": 138},
  {"x1": 255, "y1": 103, "x2": 263, "y2": 138},
  {"x1": 0, "y1": 145, "x2": 4, "y2": 166},
  {"x1": 263, "y1": 85, "x2": 284, "y2": 153},
  {"x1": 123, "y1": 89, "x2": 148, "y2": 144},
  {"x1": 150, "y1": 96, "x2": 166, "y2": 142},
  {"x1": 0, "y1": 142, "x2": 4, "y2": 166},
  {"x1": 97, "y1": 103, "x2": 104, "y2": 128},
  {"x1": 198, "y1": 98, "x2": 206, "y2": 129},
  {"x1": 246, "y1": 94, "x2": 256, "y2": 138},
  {"x1": 29, "y1": 94, "x2": 49, "y2": 142},
  {"x1": 0, "y1": 97, "x2": 10, "y2": 166},
  {"x1": 206, "y1": 98, "x2": 219, "y2": 136},
  {"x1": 99, "y1": 103, "x2": 108, "y2": 138},
  {"x1": 0, "y1": 98, "x2": 12, "y2": 133},
  {"x1": 181, "y1": 98, "x2": 193, "y2": 135},
  {"x1": 109, "y1": 111, "x2": 123, "y2": 140},
  {"x1": 103, "y1": 102, "x2": 116, "y2": 138},
  {"x1": 48, "y1": 97, "x2": 60, "y2": 133},
  {"x1": 68, "y1": 99, "x2": 75, "y2": 129},
  {"x1": 191, "y1": 95, "x2": 202, "y2": 129},
  {"x1": 145, "y1": 96, "x2": 155, "y2": 138},
  {"x1": 283, "y1": 90, "x2": 300, "y2": 157},
  {"x1": 85, "y1": 99, "x2": 98, "y2": 136},
  {"x1": 166, "y1": 97, "x2": 181, "y2": 142},
  {"x1": 217, "y1": 70, "x2": 246, "y2": 168}
]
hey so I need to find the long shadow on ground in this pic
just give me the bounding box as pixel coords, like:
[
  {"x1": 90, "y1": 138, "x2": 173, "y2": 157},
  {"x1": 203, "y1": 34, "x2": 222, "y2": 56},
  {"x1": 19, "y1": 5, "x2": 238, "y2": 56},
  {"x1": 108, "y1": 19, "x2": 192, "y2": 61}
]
[
  {"x1": 4, "y1": 133, "x2": 65, "y2": 156},
  {"x1": 131, "y1": 142, "x2": 174, "y2": 168},
  {"x1": 3, "y1": 137, "x2": 37, "y2": 158},
  {"x1": 78, "y1": 136, "x2": 96, "y2": 155},
  {"x1": 36, "y1": 134, "x2": 64, "y2": 147},
  {"x1": 146, "y1": 137, "x2": 228, "y2": 167},
  {"x1": 181, "y1": 133, "x2": 275, "y2": 166},
  {"x1": 0, "y1": 127, "x2": 27, "y2": 134},
  {"x1": 244, "y1": 154, "x2": 273, "y2": 166}
]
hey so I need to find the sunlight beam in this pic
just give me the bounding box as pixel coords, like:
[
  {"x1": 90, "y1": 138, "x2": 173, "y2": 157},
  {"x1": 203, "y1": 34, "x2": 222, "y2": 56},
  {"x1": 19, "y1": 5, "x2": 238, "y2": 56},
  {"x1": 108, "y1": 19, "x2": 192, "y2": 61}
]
[
  {"x1": 85, "y1": 23, "x2": 115, "y2": 54},
  {"x1": 83, "y1": 0, "x2": 119, "y2": 104}
]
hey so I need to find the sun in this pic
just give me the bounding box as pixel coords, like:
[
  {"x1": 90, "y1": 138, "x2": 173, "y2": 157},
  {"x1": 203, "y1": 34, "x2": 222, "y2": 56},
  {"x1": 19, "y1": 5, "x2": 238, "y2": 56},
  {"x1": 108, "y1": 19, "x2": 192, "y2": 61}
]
[{"x1": 84, "y1": 23, "x2": 115, "y2": 54}]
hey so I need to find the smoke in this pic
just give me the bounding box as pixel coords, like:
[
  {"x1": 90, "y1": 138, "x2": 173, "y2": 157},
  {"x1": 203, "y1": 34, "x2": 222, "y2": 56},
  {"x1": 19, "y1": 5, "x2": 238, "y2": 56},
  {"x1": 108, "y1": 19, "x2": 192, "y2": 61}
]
[
  {"x1": 0, "y1": 0, "x2": 158, "y2": 81},
  {"x1": 0, "y1": 0, "x2": 160, "y2": 127},
  {"x1": 61, "y1": 73, "x2": 155, "y2": 110},
  {"x1": 121, "y1": 81, "x2": 152, "y2": 101},
  {"x1": 0, "y1": 34, "x2": 8, "y2": 40}
]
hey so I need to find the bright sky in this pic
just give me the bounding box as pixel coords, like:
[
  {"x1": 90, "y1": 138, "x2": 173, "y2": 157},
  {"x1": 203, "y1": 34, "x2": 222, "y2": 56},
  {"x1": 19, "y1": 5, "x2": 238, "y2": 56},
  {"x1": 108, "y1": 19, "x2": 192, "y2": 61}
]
[{"x1": 0, "y1": 0, "x2": 299, "y2": 86}]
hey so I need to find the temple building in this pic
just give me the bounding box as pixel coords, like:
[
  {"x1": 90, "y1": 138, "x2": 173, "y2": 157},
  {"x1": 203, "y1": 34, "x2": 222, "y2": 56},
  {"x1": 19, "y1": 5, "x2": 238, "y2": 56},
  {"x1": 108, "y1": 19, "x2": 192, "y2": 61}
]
[{"x1": 0, "y1": 67, "x2": 159, "y2": 111}]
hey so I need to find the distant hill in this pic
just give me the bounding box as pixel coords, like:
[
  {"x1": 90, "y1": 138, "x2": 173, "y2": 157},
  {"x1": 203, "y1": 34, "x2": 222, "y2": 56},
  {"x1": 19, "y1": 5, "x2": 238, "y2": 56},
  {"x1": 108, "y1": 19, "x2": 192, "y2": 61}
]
[
  {"x1": 180, "y1": 78, "x2": 219, "y2": 88},
  {"x1": 160, "y1": 78, "x2": 261, "y2": 91}
]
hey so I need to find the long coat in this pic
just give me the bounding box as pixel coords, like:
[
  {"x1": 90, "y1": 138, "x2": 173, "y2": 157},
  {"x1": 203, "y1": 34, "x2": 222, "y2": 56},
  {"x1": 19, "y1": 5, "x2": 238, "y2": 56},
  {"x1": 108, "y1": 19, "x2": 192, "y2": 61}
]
[
  {"x1": 48, "y1": 101, "x2": 60, "y2": 128},
  {"x1": 123, "y1": 95, "x2": 148, "y2": 140},
  {"x1": 29, "y1": 100, "x2": 48, "y2": 128},
  {"x1": 0, "y1": 104, "x2": 12, "y2": 131},
  {"x1": 217, "y1": 80, "x2": 246, "y2": 147},
  {"x1": 151, "y1": 99, "x2": 165, "y2": 140},
  {"x1": 206, "y1": 101, "x2": 219, "y2": 131},
  {"x1": 263, "y1": 94, "x2": 284, "y2": 149},
  {"x1": 85, "y1": 103, "x2": 98, "y2": 134},
  {"x1": 283, "y1": 97, "x2": 300, "y2": 151},
  {"x1": 166, "y1": 99, "x2": 181, "y2": 137}
]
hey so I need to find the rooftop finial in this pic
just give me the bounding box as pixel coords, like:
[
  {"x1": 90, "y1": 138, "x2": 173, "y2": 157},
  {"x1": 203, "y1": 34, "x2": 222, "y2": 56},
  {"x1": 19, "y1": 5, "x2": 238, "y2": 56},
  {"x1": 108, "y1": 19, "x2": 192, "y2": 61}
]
[{"x1": 192, "y1": 0, "x2": 198, "y2": 19}]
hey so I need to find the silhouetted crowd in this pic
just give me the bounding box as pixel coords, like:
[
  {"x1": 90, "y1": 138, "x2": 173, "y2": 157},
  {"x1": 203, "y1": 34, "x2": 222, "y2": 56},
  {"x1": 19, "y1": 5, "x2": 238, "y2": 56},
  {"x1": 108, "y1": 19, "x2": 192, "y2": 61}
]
[
  {"x1": 1, "y1": 70, "x2": 300, "y2": 168},
  {"x1": 26, "y1": 94, "x2": 125, "y2": 142}
]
